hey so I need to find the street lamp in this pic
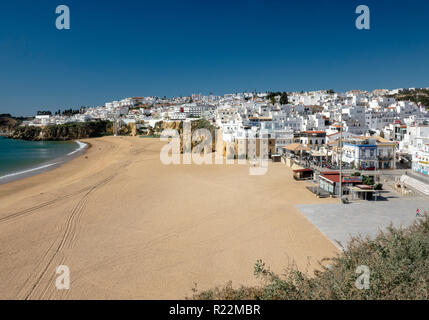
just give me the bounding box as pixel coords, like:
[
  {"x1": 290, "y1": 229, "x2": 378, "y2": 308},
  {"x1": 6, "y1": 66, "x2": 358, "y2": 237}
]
[{"x1": 339, "y1": 107, "x2": 343, "y2": 204}]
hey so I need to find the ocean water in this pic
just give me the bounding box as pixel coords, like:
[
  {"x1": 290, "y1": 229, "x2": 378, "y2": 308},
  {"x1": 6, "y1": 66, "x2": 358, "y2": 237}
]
[{"x1": 0, "y1": 136, "x2": 83, "y2": 179}]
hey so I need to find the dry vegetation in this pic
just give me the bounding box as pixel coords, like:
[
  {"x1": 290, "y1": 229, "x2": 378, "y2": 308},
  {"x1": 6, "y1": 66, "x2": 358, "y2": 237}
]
[{"x1": 193, "y1": 215, "x2": 429, "y2": 300}]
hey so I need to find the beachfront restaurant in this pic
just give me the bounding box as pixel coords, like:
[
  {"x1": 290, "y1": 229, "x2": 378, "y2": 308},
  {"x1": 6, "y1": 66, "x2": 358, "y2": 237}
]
[
  {"x1": 282, "y1": 143, "x2": 311, "y2": 159},
  {"x1": 318, "y1": 173, "x2": 363, "y2": 196}
]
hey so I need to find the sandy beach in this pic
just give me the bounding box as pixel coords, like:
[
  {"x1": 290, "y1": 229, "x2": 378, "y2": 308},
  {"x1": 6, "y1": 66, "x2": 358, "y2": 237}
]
[{"x1": 0, "y1": 136, "x2": 338, "y2": 300}]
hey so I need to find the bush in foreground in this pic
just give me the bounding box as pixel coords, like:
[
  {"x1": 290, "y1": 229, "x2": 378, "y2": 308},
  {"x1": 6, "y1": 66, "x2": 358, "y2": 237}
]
[{"x1": 193, "y1": 215, "x2": 429, "y2": 300}]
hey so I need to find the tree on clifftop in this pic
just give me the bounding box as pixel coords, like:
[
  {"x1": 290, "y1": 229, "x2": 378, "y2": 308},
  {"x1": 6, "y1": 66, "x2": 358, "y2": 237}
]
[
  {"x1": 267, "y1": 91, "x2": 288, "y2": 105},
  {"x1": 279, "y1": 92, "x2": 289, "y2": 105}
]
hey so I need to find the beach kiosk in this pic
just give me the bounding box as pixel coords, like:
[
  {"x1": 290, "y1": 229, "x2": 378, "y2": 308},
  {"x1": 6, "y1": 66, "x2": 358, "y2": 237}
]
[
  {"x1": 350, "y1": 184, "x2": 375, "y2": 200},
  {"x1": 271, "y1": 154, "x2": 282, "y2": 162},
  {"x1": 293, "y1": 168, "x2": 314, "y2": 180},
  {"x1": 318, "y1": 173, "x2": 363, "y2": 196}
]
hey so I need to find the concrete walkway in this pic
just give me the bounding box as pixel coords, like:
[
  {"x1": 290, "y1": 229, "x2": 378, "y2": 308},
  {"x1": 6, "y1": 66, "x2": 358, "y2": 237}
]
[{"x1": 296, "y1": 197, "x2": 429, "y2": 249}]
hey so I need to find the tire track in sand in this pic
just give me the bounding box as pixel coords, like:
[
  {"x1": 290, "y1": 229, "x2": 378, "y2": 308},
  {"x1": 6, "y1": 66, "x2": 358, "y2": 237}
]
[
  {"x1": 21, "y1": 166, "x2": 127, "y2": 300},
  {"x1": 0, "y1": 184, "x2": 96, "y2": 224}
]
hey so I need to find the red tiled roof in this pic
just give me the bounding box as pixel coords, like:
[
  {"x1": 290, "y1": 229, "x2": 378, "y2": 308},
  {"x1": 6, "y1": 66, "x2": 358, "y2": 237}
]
[
  {"x1": 327, "y1": 132, "x2": 340, "y2": 137},
  {"x1": 303, "y1": 131, "x2": 326, "y2": 134},
  {"x1": 321, "y1": 174, "x2": 362, "y2": 184}
]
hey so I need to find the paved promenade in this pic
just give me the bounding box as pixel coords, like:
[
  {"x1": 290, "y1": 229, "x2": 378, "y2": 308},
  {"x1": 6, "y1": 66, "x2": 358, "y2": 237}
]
[{"x1": 297, "y1": 197, "x2": 429, "y2": 249}]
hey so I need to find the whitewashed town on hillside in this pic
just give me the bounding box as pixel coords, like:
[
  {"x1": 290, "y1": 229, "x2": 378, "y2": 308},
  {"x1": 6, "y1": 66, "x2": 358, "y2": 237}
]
[{"x1": 24, "y1": 87, "x2": 429, "y2": 190}]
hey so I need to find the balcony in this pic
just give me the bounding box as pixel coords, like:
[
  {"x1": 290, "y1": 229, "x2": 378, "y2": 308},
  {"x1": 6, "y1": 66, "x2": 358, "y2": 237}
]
[
  {"x1": 378, "y1": 156, "x2": 394, "y2": 161},
  {"x1": 360, "y1": 156, "x2": 377, "y2": 161}
]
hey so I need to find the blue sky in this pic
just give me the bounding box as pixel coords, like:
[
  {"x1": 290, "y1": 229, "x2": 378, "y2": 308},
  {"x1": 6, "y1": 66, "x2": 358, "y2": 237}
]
[{"x1": 1, "y1": 0, "x2": 428, "y2": 116}]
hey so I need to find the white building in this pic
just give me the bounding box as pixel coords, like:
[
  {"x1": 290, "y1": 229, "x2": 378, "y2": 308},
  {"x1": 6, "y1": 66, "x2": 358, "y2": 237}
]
[{"x1": 412, "y1": 144, "x2": 429, "y2": 175}]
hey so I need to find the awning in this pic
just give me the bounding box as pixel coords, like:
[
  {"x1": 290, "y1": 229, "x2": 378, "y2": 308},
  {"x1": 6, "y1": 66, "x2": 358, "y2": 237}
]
[
  {"x1": 310, "y1": 150, "x2": 328, "y2": 157},
  {"x1": 293, "y1": 168, "x2": 313, "y2": 173},
  {"x1": 282, "y1": 143, "x2": 311, "y2": 152}
]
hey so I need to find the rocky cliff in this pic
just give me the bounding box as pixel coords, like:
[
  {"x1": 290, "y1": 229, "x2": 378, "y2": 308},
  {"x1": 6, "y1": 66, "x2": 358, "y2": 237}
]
[
  {"x1": 0, "y1": 114, "x2": 27, "y2": 135},
  {"x1": 10, "y1": 121, "x2": 114, "y2": 141},
  {"x1": 142, "y1": 119, "x2": 219, "y2": 152}
]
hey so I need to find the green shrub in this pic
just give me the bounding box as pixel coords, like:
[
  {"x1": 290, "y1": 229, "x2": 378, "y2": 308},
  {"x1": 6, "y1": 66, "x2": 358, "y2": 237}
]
[
  {"x1": 374, "y1": 184, "x2": 383, "y2": 190},
  {"x1": 362, "y1": 175, "x2": 374, "y2": 186}
]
